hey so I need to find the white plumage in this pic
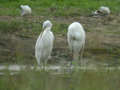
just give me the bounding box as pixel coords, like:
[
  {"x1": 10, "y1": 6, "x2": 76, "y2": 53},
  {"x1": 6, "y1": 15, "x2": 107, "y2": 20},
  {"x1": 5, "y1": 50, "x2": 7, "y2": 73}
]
[
  {"x1": 67, "y1": 22, "x2": 86, "y2": 65},
  {"x1": 20, "y1": 5, "x2": 32, "y2": 16},
  {"x1": 92, "y1": 6, "x2": 110, "y2": 16},
  {"x1": 35, "y1": 20, "x2": 54, "y2": 66},
  {"x1": 99, "y1": 6, "x2": 110, "y2": 15}
]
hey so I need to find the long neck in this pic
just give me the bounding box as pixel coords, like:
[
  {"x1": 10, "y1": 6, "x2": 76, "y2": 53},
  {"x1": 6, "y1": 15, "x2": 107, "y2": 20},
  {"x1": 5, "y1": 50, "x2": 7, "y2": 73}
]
[{"x1": 44, "y1": 27, "x2": 52, "y2": 31}]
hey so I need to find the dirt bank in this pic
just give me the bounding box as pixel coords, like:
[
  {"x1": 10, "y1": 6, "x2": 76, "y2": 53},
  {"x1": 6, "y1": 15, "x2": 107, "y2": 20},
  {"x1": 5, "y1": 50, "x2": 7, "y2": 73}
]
[{"x1": 0, "y1": 15, "x2": 120, "y2": 66}]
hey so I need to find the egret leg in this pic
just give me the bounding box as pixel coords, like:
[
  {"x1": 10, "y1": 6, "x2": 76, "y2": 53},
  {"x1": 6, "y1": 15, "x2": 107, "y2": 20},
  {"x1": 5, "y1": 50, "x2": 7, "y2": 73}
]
[
  {"x1": 70, "y1": 49, "x2": 73, "y2": 67},
  {"x1": 73, "y1": 52, "x2": 79, "y2": 66},
  {"x1": 37, "y1": 61, "x2": 42, "y2": 70},
  {"x1": 71, "y1": 52, "x2": 79, "y2": 72},
  {"x1": 48, "y1": 55, "x2": 52, "y2": 60},
  {"x1": 70, "y1": 51, "x2": 79, "y2": 66},
  {"x1": 43, "y1": 59, "x2": 48, "y2": 71},
  {"x1": 43, "y1": 61, "x2": 46, "y2": 70},
  {"x1": 67, "y1": 50, "x2": 73, "y2": 73},
  {"x1": 80, "y1": 45, "x2": 85, "y2": 66}
]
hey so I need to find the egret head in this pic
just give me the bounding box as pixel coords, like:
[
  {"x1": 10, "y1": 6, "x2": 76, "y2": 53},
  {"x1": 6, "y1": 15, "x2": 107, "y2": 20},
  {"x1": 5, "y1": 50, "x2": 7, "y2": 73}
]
[
  {"x1": 42, "y1": 20, "x2": 52, "y2": 30},
  {"x1": 20, "y1": 5, "x2": 24, "y2": 9}
]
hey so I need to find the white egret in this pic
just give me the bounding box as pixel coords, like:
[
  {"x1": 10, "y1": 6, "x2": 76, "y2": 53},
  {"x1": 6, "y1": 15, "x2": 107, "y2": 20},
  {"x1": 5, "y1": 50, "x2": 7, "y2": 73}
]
[
  {"x1": 99, "y1": 6, "x2": 110, "y2": 15},
  {"x1": 35, "y1": 20, "x2": 54, "y2": 67},
  {"x1": 67, "y1": 22, "x2": 86, "y2": 66},
  {"x1": 20, "y1": 5, "x2": 32, "y2": 16},
  {"x1": 92, "y1": 6, "x2": 110, "y2": 16}
]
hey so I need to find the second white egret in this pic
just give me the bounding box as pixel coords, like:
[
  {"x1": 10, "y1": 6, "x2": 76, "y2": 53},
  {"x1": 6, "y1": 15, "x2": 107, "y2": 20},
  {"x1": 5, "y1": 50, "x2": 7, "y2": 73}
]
[{"x1": 67, "y1": 22, "x2": 86, "y2": 66}]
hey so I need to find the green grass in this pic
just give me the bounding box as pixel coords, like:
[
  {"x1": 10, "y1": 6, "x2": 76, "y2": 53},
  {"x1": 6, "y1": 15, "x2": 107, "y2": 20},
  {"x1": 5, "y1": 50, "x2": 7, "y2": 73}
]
[
  {"x1": 0, "y1": 0, "x2": 120, "y2": 16},
  {"x1": 0, "y1": 20, "x2": 23, "y2": 33},
  {"x1": 0, "y1": 18, "x2": 68, "y2": 35},
  {"x1": 0, "y1": 0, "x2": 120, "y2": 34},
  {"x1": 0, "y1": 69, "x2": 120, "y2": 90}
]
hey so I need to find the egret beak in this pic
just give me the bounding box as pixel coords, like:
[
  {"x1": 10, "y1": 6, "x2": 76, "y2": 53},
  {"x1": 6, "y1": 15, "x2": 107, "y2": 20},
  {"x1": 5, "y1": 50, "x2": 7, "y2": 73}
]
[
  {"x1": 20, "y1": 5, "x2": 23, "y2": 9},
  {"x1": 42, "y1": 25, "x2": 47, "y2": 30}
]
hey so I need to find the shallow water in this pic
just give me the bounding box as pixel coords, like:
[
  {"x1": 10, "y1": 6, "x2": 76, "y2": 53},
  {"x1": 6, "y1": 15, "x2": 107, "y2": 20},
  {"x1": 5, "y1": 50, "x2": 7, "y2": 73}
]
[{"x1": 0, "y1": 64, "x2": 119, "y2": 74}]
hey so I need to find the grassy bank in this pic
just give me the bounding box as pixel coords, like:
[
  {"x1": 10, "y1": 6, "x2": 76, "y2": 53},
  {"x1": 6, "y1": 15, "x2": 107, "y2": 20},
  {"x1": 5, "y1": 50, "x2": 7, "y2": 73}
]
[
  {"x1": 0, "y1": 0, "x2": 120, "y2": 69},
  {"x1": 0, "y1": 15, "x2": 120, "y2": 65},
  {"x1": 0, "y1": 0, "x2": 120, "y2": 16}
]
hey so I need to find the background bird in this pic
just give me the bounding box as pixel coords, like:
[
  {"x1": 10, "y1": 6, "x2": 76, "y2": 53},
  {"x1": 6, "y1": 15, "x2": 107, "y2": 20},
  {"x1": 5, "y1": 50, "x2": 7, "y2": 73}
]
[
  {"x1": 67, "y1": 22, "x2": 86, "y2": 66},
  {"x1": 35, "y1": 20, "x2": 54, "y2": 68},
  {"x1": 20, "y1": 5, "x2": 32, "y2": 16},
  {"x1": 92, "y1": 6, "x2": 110, "y2": 16},
  {"x1": 99, "y1": 6, "x2": 110, "y2": 15}
]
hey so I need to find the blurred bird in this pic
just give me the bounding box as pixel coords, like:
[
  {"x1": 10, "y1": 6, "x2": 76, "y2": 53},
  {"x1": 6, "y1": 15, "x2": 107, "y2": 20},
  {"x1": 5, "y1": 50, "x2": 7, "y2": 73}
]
[
  {"x1": 92, "y1": 6, "x2": 110, "y2": 16},
  {"x1": 67, "y1": 22, "x2": 86, "y2": 66},
  {"x1": 35, "y1": 20, "x2": 54, "y2": 67},
  {"x1": 20, "y1": 5, "x2": 32, "y2": 16},
  {"x1": 99, "y1": 6, "x2": 110, "y2": 15}
]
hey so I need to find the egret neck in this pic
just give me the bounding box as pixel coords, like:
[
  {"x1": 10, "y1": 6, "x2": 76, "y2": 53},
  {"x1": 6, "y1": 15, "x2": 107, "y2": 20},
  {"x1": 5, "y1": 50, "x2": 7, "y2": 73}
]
[{"x1": 44, "y1": 27, "x2": 52, "y2": 31}]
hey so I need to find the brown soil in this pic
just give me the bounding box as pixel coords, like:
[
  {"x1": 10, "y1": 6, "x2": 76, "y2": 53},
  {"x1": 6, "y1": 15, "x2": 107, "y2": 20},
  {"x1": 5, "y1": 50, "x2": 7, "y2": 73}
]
[{"x1": 0, "y1": 15, "x2": 120, "y2": 66}]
